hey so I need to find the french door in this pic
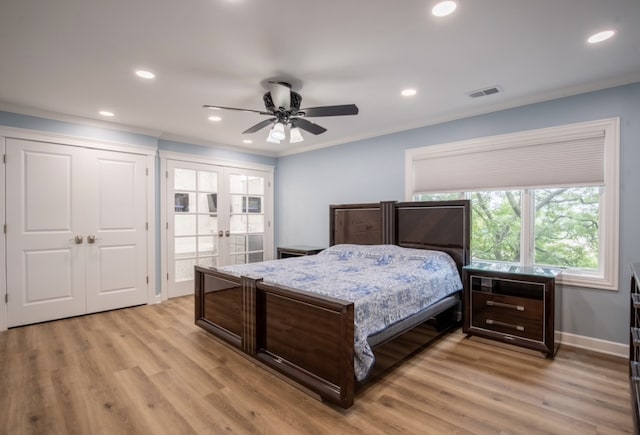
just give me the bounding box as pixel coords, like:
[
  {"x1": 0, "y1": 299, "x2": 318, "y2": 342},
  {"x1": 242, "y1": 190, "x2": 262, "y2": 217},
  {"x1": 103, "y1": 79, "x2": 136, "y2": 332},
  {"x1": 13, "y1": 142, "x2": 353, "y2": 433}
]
[
  {"x1": 5, "y1": 138, "x2": 148, "y2": 327},
  {"x1": 166, "y1": 160, "x2": 272, "y2": 298}
]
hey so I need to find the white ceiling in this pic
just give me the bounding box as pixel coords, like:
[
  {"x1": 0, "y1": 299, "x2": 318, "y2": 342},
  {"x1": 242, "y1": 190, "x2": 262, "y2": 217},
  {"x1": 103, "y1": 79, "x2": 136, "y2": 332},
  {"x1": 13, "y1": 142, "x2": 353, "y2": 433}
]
[{"x1": 1, "y1": 0, "x2": 639, "y2": 157}]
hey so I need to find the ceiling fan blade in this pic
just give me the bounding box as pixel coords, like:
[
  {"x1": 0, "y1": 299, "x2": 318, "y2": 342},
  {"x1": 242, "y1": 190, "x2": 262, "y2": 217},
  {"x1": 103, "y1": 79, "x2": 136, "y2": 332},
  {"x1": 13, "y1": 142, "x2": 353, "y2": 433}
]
[
  {"x1": 291, "y1": 118, "x2": 327, "y2": 135},
  {"x1": 301, "y1": 104, "x2": 359, "y2": 117},
  {"x1": 268, "y1": 81, "x2": 291, "y2": 110},
  {"x1": 203, "y1": 105, "x2": 269, "y2": 115},
  {"x1": 242, "y1": 118, "x2": 276, "y2": 134}
]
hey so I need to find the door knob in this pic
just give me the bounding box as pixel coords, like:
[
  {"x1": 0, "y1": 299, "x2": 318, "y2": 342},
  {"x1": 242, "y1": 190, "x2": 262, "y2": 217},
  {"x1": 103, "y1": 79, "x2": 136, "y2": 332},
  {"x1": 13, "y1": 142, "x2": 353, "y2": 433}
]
[
  {"x1": 87, "y1": 235, "x2": 98, "y2": 244},
  {"x1": 225, "y1": 230, "x2": 230, "y2": 237},
  {"x1": 218, "y1": 230, "x2": 224, "y2": 237},
  {"x1": 74, "y1": 235, "x2": 84, "y2": 244}
]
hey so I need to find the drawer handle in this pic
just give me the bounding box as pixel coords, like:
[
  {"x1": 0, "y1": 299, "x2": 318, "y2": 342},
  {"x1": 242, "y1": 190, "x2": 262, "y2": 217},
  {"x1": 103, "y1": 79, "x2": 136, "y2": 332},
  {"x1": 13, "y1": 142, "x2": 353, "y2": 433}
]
[
  {"x1": 486, "y1": 300, "x2": 525, "y2": 311},
  {"x1": 486, "y1": 319, "x2": 525, "y2": 332}
]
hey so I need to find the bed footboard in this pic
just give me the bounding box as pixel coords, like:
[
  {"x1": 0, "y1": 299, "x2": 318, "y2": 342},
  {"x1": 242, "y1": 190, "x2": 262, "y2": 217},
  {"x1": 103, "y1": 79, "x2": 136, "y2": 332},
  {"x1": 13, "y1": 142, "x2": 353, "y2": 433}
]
[{"x1": 195, "y1": 266, "x2": 356, "y2": 408}]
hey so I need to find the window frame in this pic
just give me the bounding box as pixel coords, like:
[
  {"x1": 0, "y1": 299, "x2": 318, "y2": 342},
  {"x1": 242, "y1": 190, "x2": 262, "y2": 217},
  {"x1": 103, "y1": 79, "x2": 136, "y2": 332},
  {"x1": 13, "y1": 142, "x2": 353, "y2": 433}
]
[{"x1": 406, "y1": 118, "x2": 620, "y2": 290}]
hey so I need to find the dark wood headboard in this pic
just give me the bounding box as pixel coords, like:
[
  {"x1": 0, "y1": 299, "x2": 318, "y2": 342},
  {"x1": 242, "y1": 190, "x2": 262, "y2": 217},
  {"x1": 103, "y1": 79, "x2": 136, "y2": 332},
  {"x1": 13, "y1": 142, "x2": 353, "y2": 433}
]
[{"x1": 329, "y1": 200, "x2": 470, "y2": 274}]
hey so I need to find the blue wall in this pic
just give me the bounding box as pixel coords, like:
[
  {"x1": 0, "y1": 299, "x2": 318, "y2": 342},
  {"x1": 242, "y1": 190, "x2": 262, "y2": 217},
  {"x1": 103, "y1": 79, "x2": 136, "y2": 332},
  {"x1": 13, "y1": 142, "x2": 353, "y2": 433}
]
[
  {"x1": 275, "y1": 82, "x2": 640, "y2": 345},
  {"x1": 0, "y1": 111, "x2": 158, "y2": 148}
]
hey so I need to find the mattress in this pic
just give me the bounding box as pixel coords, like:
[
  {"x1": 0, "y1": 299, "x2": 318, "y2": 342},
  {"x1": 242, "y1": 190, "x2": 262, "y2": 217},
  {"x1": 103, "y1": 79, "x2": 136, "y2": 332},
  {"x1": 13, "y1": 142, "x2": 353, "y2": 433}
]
[{"x1": 218, "y1": 244, "x2": 462, "y2": 380}]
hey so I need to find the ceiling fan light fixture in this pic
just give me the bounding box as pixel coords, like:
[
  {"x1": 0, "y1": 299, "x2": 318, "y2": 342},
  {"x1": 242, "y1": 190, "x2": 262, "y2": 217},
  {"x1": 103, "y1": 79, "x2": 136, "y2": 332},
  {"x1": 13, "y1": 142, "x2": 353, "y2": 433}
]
[
  {"x1": 289, "y1": 127, "x2": 304, "y2": 143},
  {"x1": 270, "y1": 122, "x2": 286, "y2": 141},
  {"x1": 266, "y1": 134, "x2": 280, "y2": 144},
  {"x1": 204, "y1": 82, "x2": 358, "y2": 144}
]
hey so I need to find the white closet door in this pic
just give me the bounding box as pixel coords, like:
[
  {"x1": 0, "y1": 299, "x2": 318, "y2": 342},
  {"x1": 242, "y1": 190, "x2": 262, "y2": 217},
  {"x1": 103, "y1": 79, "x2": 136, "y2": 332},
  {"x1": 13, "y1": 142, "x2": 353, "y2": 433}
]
[
  {"x1": 6, "y1": 139, "x2": 86, "y2": 327},
  {"x1": 84, "y1": 149, "x2": 148, "y2": 313}
]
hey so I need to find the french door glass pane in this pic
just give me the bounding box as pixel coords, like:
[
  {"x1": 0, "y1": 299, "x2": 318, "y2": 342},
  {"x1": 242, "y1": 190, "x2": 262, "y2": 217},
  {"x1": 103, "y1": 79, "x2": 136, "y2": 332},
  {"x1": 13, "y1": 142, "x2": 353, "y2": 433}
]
[
  {"x1": 248, "y1": 215, "x2": 264, "y2": 233},
  {"x1": 197, "y1": 193, "x2": 217, "y2": 214},
  {"x1": 247, "y1": 176, "x2": 264, "y2": 195},
  {"x1": 248, "y1": 234, "x2": 263, "y2": 251},
  {"x1": 197, "y1": 215, "x2": 218, "y2": 235},
  {"x1": 230, "y1": 214, "x2": 247, "y2": 233},
  {"x1": 470, "y1": 191, "x2": 521, "y2": 263},
  {"x1": 175, "y1": 169, "x2": 196, "y2": 190},
  {"x1": 230, "y1": 195, "x2": 244, "y2": 213},
  {"x1": 175, "y1": 258, "x2": 197, "y2": 282},
  {"x1": 175, "y1": 215, "x2": 196, "y2": 236},
  {"x1": 175, "y1": 237, "x2": 196, "y2": 259},
  {"x1": 245, "y1": 196, "x2": 262, "y2": 213},
  {"x1": 230, "y1": 235, "x2": 245, "y2": 253},
  {"x1": 229, "y1": 174, "x2": 246, "y2": 194},
  {"x1": 197, "y1": 256, "x2": 216, "y2": 268},
  {"x1": 198, "y1": 236, "x2": 216, "y2": 256},
  {"x1": 198, "y1": 171, "x2": 217, "y2": 192},
  {"x1": 174, "y1": 192, "x2": 195, "y2": 213},
  {"x1": 534, "y1": 187, "x2": 600, "y2": 269},
  {"x1": 248, "y1": 252, "x2": 263, "y2": 263},
  {"x1": 230, "y1": 254, "x2": 246, "y2": 265}
]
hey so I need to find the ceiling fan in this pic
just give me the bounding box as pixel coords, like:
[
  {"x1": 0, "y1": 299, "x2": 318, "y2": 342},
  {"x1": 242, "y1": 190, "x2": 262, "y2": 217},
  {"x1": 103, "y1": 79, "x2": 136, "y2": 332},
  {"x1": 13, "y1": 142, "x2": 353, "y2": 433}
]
[{"x1": 203, "y1": 81, "x2": 359, "y2": 144}]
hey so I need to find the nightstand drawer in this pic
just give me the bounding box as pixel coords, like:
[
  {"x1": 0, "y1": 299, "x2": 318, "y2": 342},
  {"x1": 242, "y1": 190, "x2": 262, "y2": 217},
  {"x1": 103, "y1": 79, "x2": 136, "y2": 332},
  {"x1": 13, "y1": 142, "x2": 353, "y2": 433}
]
[{"x1": 471, "y1": 292, "x2": 543, "y2": 341}]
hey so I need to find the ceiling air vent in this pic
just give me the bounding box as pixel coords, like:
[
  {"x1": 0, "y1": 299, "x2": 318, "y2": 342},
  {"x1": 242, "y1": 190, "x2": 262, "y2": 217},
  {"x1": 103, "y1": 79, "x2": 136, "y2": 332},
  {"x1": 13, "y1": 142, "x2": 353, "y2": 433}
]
[{"x1": 467, "y1": 86, "x2": 502, "y2": 98}]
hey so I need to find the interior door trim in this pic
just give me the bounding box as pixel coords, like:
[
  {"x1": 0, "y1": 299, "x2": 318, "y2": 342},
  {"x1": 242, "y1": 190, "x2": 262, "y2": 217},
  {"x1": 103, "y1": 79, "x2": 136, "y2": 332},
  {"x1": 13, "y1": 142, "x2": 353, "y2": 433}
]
[{"x1": 158, "y1": 150, "x2": 275, "y2": 172}]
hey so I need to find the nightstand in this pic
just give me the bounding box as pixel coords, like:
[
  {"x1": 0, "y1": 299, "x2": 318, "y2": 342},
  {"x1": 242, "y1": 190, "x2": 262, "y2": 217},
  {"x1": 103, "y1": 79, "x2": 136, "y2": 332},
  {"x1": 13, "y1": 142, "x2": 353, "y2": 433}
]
[
  {"x1": 277, "y1": 245, "x2": 325, "y2": 259},
  {"x1": 462, "y1": 262, "x2": 560, "y2": 357}
]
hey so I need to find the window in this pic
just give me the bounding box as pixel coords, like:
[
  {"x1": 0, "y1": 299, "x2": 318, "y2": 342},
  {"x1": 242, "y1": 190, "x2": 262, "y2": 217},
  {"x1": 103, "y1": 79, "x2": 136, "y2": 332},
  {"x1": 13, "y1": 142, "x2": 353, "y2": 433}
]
[
  {"x1": 408, "y1": 118, "x2": 619, "y2": 290},
  {"x1": 470, "y1": 190, "x2": 522, "y2": 264},
  {"x1": 533, "y1": 187, "x2": 600, "y2": 269}
]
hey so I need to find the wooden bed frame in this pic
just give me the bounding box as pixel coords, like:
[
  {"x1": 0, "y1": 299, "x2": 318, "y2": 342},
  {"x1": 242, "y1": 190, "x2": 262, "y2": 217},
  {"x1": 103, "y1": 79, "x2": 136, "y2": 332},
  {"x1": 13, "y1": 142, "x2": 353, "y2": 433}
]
[{"x1": 194, "y1": 200, "x2": 470, "y2": 408}]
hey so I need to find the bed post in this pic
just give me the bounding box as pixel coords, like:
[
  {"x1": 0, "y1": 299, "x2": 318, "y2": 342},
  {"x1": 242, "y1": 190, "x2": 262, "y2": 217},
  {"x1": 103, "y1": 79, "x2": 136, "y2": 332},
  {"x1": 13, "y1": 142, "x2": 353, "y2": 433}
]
[
  {"x1": 242, "y1": 275, "x2": 262, "y2": 356},
  {"x1": 380, "y1": 201, "x2": 396, "y2": 244}
]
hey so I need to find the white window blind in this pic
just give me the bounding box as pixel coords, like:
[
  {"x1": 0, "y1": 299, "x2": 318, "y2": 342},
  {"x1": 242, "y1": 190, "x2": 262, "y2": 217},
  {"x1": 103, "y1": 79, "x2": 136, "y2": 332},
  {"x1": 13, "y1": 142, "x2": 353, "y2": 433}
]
[{"x1": 411, "y1": 129, "x2": 605, "y2": 194}]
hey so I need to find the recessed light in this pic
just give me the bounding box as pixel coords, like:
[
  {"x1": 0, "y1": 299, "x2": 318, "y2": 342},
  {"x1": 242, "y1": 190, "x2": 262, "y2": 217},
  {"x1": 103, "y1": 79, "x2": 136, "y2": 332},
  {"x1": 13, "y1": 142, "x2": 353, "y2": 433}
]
[
  {"x1": 401, "y1": 89, "x2": 417, "y2": 97},
  {"x1": 135, "y1": 69, "x2": 155, "y2": 79},
  {"x1": 208, "y1": 115, "x2": 222, "y2": 122},
  {"x1": 99, "y1": 110, "x2": 115, "y2": 117},
  {"x1": 587, "y1": 30, "x2": 615, "y2": 44},
  {"x1": 242, "y1": 139, "x2": 253, "y2": 144},
  {"x1": 432, "y1": 1, "x2": 457, "y2": 17}
]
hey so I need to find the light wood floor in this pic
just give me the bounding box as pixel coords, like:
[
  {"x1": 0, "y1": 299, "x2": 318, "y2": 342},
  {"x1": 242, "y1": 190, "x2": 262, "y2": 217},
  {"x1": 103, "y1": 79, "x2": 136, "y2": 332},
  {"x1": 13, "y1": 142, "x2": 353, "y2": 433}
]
[{"x1": 0, "y1": 296, "x2": 632, "y2": 435}]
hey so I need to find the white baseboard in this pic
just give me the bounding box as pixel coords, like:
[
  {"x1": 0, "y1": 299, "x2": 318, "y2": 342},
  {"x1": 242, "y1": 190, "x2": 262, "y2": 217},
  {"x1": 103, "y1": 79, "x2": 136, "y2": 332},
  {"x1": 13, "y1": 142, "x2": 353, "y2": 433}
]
[{"x1": 557, "y1": 331, "x2": 627, "y2": 358}]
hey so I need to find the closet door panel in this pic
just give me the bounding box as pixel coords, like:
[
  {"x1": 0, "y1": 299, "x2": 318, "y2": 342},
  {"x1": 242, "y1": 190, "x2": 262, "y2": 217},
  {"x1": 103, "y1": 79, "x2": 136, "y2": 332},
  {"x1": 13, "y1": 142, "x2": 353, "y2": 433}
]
[
  {"x1": 6, "y1": 139, "x2": 86, "y2": 327},
  {"x1": 84, "y1": 149, "x2": 148, "y2": 313}
]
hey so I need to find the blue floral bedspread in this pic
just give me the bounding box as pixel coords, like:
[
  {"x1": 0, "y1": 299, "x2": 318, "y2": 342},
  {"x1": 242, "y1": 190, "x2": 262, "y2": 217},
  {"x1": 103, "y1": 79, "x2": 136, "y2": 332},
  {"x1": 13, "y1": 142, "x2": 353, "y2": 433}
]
[{"x1": 218, "y1": 244, "x2": 462, "y2": 381}]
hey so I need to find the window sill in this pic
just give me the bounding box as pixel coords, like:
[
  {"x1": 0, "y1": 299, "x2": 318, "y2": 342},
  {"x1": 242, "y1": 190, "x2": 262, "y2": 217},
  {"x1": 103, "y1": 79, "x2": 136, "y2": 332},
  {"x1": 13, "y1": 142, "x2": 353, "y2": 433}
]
[{"x1": 556, "y1": 271, "x2": 617, "y2": 291}]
